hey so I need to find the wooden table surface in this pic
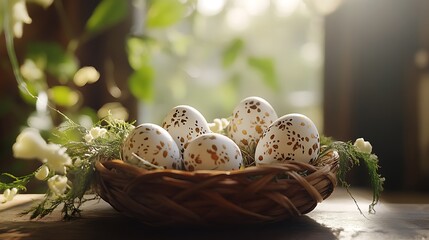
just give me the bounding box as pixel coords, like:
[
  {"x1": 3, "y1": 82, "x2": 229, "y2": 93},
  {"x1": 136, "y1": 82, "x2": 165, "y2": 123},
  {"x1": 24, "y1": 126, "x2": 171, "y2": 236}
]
[{"x1": 0, "y1": 188, "x2": 428, "y2": 240}]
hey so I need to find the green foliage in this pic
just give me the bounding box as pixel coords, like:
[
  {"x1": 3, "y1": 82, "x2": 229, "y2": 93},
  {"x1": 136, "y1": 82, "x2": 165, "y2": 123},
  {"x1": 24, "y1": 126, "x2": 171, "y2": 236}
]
[
  {"x1": 126, "y1": 37, "x2": 153, "y2": 70},
  {"x1": 223, "y1": 38, "x2": 244, "y2": 68},
  {"x1": 147, "y1": 0, "x2": 185, "y2": 28},
  {"x1": 85, "y1": 0, "x2": 128, "y2": 35},
  {"x1": 26, "y1": 42, "x2": 78, "y2": 82},
  {"x1": 0, "y1": 172, "x2": 35, "y2": 192},
  {"x1": 57, "y1": 117, "x2": 134, "y2": 162},
  {"x1": 320, "y1": 136, "x2": 385, "y2": 214},
  {"x1": 48, "y1": 86, "x2": 79, "y2": 107},
  {"x1": 128, "y1": 65, "x2": 155, "y2": 102},
  {"x1": 22, "y1": 117, "x2": 135, "y2": 219},
  {"x1": 19, "y1": 81, "x2": 38, "y2": 105},
  {"x1": 247, "y1": 57, "x2": 278, "y2": 91}
]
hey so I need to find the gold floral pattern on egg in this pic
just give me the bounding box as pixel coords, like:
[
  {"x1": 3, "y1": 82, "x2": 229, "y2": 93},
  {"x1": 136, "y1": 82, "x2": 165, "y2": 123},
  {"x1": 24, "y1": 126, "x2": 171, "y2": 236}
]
[
  {"x1": 227, "y1": 97, "x2": 278, "y2": 149},
  {"x1": 255, "y1": 113, "x2": 320, "y2": 164},
  {"x1": 162, "y1": 105, "x2": 211, "y2": 157},
  {"x1": 184, "y1": 133, "x2": 242, "y2": 171},
  {"x1": 121, "y1": 123, "x2": 182, "y2": 169}
]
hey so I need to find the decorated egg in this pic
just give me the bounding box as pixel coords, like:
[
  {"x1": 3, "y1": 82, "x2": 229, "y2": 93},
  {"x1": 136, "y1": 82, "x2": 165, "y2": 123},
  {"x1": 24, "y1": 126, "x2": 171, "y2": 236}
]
[
  {"x1": 162, "y1": 105, "x2": 211, "y2": 156},
  {"x1": 121, "y1": 123, "x2": 182, "y2": 169},
  {"x1": 183, "y1": 133, "x2": 243, "y2": 171},
  {"x1": 227, "y1": 96, "x2": 278, "y2": 148},
  {"x1": 255, "y1": 113, "x2": 320, "y2": 165}
]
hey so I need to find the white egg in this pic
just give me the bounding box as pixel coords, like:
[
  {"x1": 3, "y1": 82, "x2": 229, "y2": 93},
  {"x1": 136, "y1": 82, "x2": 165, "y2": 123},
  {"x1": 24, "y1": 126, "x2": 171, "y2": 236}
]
[
  {"x1": 162, "y1": 105, "x2": 211, "y2": 156},
  {"x1": 183, "y1": 133, "x2": 243, "y2": 171},
  {"x1": 227, "y1": 96, "x2": 278, "y2": 148},
  {"x1": 121, "y1": 123, "x2": 182, "y2": 169},
  {"x1": 255, "y1": 113, "x2": 320, "y2": 165}
]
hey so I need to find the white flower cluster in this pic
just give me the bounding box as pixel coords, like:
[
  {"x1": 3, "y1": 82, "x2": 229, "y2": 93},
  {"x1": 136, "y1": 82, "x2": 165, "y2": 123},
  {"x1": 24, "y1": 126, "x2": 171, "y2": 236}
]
[
  {"x1": 47, "y1": 175, "x2": 68, "y2": 196},
  {"x1": 84, "y1": 127, "x2": 107, "y2": 142},
  {"x1": 0, "y1": 0, "x2": 53, "y2": 38},
  {"x1": 353, "y1": 138, "x2": 373, "y2": 154},
  {"x1": 12, "y1": 128, "x2": 72, "y2": 174},
  {"x1": 208, "y1": 118, "x2": 230, "y2": 133},
  {"x1": 11, "y1": 128, "x2": 72, "y2": 197},
  {"x1": 2, "y1": 188, "x2": 18, "y2": 203}
]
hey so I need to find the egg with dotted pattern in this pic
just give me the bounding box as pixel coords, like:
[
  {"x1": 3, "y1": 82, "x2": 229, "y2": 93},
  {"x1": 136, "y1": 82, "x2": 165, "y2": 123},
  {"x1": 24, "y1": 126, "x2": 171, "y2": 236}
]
[
  {"x1": 255, "y1": 113, "x2": 320, "y2": 165},
  {"x1": 184, "y1": 133, "x2": 243, "y2": 171},
  {"x1": 227, "y1": 96, "x2": 278, "y2": 149},
  {"x1": 162, "y1": 105, "x2": 211, "y2": 157},
  {"x1": 121, "y1": 123, "x2": 182, "y2": 169}
]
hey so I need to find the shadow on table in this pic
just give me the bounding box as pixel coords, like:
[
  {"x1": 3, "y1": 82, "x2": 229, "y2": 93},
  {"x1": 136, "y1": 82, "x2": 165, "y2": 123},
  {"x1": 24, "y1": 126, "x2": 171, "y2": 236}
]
[{"x1": 0, "y1": 214, "x2": 337, "y2": 240}]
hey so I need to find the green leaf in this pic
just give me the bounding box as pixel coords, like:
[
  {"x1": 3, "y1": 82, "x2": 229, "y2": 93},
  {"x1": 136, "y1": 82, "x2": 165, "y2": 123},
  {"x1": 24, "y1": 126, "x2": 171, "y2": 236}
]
[
  {"x1": 147, "y1": 0, "x2": 185, "y2": 28},
  {"x1": 247, "y1": 57, "x2": 278, "y2": 90},
  {"x1": 48, "y1": 86, "x2": 79, "y2": 107},
  {"x1": 126, "y1": 37, "x2": 152, "y2": 70},
  {"x1": 19, "y1": 81, "x2": 38, "y2": 105},
  {"x1": 223, "y1": 38, "x2": 244, "y2": 68},
  {"x1": 128, "y1": 65, "x2": 154, "y2": 102},
  {"x1": 27, "y1": 42, "x2": 78, "y2": 81},
  {"x1": 86, "y1": 0, "x2": 127, "y2": 34}
]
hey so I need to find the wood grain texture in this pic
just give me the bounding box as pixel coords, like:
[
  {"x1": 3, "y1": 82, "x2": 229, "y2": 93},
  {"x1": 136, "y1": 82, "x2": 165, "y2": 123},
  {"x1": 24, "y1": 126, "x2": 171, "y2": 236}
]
[{"x1": 1, "y1": 189, "x2": 428, "y2": 240}]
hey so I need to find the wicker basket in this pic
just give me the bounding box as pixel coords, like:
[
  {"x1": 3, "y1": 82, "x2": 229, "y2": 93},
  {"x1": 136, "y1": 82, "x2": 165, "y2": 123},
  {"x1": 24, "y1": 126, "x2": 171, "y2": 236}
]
[{"x1": 94, "y1": 149, "x2": 339, "y2": 226}]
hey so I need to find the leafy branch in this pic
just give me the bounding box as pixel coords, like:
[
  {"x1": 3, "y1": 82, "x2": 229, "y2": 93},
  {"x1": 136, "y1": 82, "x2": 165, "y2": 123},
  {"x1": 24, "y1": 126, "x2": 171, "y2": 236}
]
[
  {"x1": 320, "y1": 135, "x2": 385, "y2": 214},
  {"x1": 0, "y1": 172, "x2": 35, "y2": 192},
  {"x1": 21, "y1": 117, "x2": 135, "y2": 220}
]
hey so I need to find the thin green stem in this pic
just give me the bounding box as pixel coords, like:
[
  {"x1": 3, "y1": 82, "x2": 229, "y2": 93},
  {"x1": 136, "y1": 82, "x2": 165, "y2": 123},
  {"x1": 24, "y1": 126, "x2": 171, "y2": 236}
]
[
  {"x1": 2, "y1": 0, "x2": 76, "y2": 125},
  {"x1": 2, "y1": 0, "x2": 34, "y2": 97}
]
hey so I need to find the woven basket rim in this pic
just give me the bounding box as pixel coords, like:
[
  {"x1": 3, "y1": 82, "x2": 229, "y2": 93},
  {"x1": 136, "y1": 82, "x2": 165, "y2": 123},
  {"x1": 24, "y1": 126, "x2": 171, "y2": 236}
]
[{"x1": 93, "y1": 149, "x2": 339, "y2": 226}]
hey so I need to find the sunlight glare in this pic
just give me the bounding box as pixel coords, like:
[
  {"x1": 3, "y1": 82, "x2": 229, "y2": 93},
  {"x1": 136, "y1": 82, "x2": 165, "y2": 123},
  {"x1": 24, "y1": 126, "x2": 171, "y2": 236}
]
[
  {"x1": 197, "y1": 0, "x2": 226, "y2": 16},
  {"x1": 226, "y1": 7, "x2": 250, "y2": 31},
  {"x1": 234, "y1": 0, "x2": 269, "y2": 16},
  {"x1": 273, "y1": 0, "x2": 300, "y2": 17}
]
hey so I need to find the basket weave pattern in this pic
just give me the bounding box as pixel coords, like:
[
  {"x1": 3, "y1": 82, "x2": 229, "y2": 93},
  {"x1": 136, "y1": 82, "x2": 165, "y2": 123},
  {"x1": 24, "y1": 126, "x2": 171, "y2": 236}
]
[{"x1": 94, "y1": 149, "x2": 339, "y2": 226}]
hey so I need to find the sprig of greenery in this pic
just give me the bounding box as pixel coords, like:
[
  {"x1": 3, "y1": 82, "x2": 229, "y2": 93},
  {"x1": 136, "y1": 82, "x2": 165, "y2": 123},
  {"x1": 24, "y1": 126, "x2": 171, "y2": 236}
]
[
  {"x1": 320, "y1": 135, "x2": 385, "y2": 214},
  {"x1": 23, "y1": 116, "x2": 135, "y2": 220},
  {"x1": 0, "y1": 172, "x2": 35, "y2": 193}
]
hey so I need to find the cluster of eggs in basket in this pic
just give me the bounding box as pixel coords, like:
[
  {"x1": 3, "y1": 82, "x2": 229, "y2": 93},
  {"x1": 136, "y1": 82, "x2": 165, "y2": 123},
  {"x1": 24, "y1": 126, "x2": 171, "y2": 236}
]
[{"x1": 121, "y1": 96, "x2": 320, "y2": 171}]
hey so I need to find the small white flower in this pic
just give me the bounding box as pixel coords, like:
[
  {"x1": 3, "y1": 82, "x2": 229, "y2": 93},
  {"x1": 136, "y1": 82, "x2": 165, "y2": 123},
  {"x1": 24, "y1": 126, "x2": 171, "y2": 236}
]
[
  {"x1": 73, "y1": 66, "x2": 100, "y2": 87},
  {"x1": 90, "y1": 127, "x2": 107, "y2": 139},
  {"x1": 43, "y1": 143, "x2": 72, "y2": 174},
  {"x1": 47, "y1": 175, "x2": 68, "y2": 196},
  {"x1": 35, "y1": 165, "x2": 50, "y2": 180},
  {"x1": 20, "y1": 59, "x2": 44, "y2": 81},
  {"x1": 3, "y1": 188, "x2": 18, "y2": 202},
  {"x1": 13, "y1": 129, "x2": 72, "y2": 174},
  {"x1": 354, "y1": 138, "x2": 373, "y2": 154},
  {"x1": 12, "y1": 128, "x2": 47, "y2": 159},
  {"x1": 2, "y1": 0, "x2": 53, "y2": 39},
  {"x1": 84, "y1": 127, "x2": 108, "y2": 142},
  {"x1": 84, "y1": 133, "x2": 93, "y2": 142},
  {"x1": 221, "y1": 118, "x2": 230, "y2": 127},
  {"x1": 208, "y1": 118, "x2": 230, "y2": 133},
  {"x1": 11, "y1": 0, "x2": 32, "y2": 38}
]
